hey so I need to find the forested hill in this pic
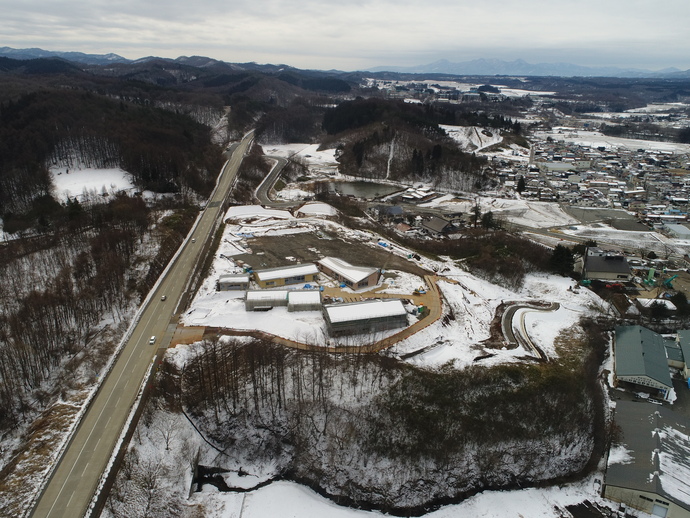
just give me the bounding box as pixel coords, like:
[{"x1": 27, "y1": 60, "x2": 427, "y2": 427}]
[
  {"x1": 0, "y1": 55, "x2": 365, "y2": 221},
  {"x1": 320, "y1": 97, "x2": 524, "y2": 189},
  {"x1": 0, "y1": 90, "x2": 223, "y2": 215}
]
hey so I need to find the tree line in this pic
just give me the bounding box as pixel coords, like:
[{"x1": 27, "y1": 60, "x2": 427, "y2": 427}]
[
  {"x1": 159, "y1": 327, "x2": 606, "y2": 514},
  {"x1": 0, "y1": 89, "x2": 224, "y2": 215},
  {"x1": 0, "y1": 194, "x2": 201, "y2": 431}
]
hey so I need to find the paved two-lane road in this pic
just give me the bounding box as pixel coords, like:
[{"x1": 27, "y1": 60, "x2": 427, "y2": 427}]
[{"x1": 30, "y1": 132, "x2": 254, "y2": 518}]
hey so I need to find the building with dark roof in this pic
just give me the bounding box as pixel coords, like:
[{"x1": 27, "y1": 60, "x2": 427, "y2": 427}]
[
  {"x1": 604, "y1": 400, "x2": 690, "y2": 518},
  {"x1": 614, "y1": 326, "x2": 674, "y2": 400},
  {"x1": 420, "y1": 216, "x2": 453, "y2": 237},
  {"x1": 583, "y1": 254, "x2": 632, "y2": 281}
]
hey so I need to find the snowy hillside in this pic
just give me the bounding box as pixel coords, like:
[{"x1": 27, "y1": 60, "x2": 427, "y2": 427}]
[{"x1": 441, "y1": 124, "x2": 504, "y2": 152}]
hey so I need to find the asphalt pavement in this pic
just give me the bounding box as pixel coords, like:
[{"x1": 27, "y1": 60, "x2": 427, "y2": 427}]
[{"x1": 29, "y1": 132, "x2": 254, "y2": 518}]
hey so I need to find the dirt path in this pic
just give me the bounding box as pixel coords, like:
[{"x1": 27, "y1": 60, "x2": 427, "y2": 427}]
[
  {"x1": 173, "y1": 275, "x2": 444, "y2": 354},
  {"x1": 501, "y1": 301, "x2": 560, "y2": 361}
]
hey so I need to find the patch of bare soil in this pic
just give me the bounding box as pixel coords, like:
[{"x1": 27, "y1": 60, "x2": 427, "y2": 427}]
[
  {"x1": 482, "y1": 301, "x2": 510, "y2": 349},
  {"x1": 234, "y1": 230, "x2": 431, "y2": 276},
  {"x1": 0, "y1": 397, "x2": 86, "y2": 516}
]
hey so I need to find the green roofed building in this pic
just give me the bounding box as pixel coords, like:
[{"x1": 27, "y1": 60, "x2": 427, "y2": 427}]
[{"x1": 614, "y1": 326, "x2": 674, "y2": 401}]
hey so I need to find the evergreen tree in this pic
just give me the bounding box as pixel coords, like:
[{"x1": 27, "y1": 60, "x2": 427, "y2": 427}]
[
  {"x1": 517, "y1": 175, "x2": 526, "y2": 194},
  {"x1": 549, "y1": 244, "x2": 574, "y2": 276}
]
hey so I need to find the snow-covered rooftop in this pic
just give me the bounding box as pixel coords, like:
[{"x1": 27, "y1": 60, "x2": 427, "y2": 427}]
[
  {"x1": 318, "y1": 257, "x2": 378, "y2": 284},
  {"x1": 324, "y1": 299, "x2": 406, "y2": 323},
  {"x1": 219, "y1": 273, "x2": 250, "y2": 282},
  {"x1": 254, "y1": 263, "x2": 319, "y2": 281},
  {"x1": 607, "y1": 400, "x2": 690, "y2": 511},
  {"x1": 246, "y1": 290, "x2": 289, "y2": 302},
  {"x1": 288, "y1": 291, "x2": 321, "y2": 304},
  {"x1": 296, "y1": 202, "x2": 337, "y2": 216},
  {"x1": 224, "y1": 205, "x2": 293, "y2": 222}
]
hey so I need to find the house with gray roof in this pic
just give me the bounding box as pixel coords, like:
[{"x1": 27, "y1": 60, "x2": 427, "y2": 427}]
[
  {"x1": 614, "y1": 326, "x2": 674, "y2": 401},
  {"x1": 604, "y1": 400, "x2": 690, "y2": 518},
  {"x1": 583, "y1": 254, "x2": 632, "y2": 281},
  {"x1": 420, "y1": 216, "x2": 453, "y2": 237},
  {"x1": 217, "y1": 273, "x2": 250, "y2": 291}
]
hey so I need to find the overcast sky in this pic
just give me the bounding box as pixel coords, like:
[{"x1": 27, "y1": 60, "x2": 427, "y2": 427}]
[{"x1": 3, "y1": 0, "x2": 690, "y2": 71}]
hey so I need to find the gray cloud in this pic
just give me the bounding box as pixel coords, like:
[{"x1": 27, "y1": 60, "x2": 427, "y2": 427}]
[{"x1": 1, "y1": 0, "x2": 689, "y2": 70}]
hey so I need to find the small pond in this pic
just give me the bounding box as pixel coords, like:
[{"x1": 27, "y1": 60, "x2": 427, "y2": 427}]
[{"x1": 327, "y1": 181, "x2": 401, "y2": 200}]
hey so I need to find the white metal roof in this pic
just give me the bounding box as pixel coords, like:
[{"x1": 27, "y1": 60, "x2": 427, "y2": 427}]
[
  {"x1": 317, "y1": 257, "x2": 378, "y2": 284},
  {"x1": 296, "y1": 202, "x2": 337, "y2": 216},
  {"x1": 224, "y1": 205, "x2": 293, "y2": 221},
  {"x1": 325, "y1": 299, "x2": 406, "y2": 323},
  {"x1": 246, "y1": 290, "x2": 289, "y2": 302},
  {"x1": 288, "y1": 291, "x2": 321, "y2": 304},
  {"x1": 254, "y1": 263, "x2": 319, "y2": 281},
  {"x1": 218, "y1": 274, "x2": 250, "y2": 283}
]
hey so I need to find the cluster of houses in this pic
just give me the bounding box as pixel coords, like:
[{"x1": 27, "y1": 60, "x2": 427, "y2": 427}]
[
  {"x1": 604, "y1": 325, "x2": 690, "y2": 518},
  {"x1": 365, "y1": 79, "x2": 507, "y2": 103},
  {"x1": 496, "y1": 139, "x2": 690, "y2": 223},
  {"x1": 217, "y1": 257, "x2": 409, "y2": 337}
]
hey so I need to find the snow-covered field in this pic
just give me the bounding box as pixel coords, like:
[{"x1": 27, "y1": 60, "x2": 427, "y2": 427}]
[
  {"x1": 534, "y1": 127, "x2": 690, "y2": 153},
  {"x1": 263, "y1": 143, "x2": 339, "y2": 170},
  {"x1": 418, "y1": 194, "x2": 579, "y2": 229},
  {"x1": 441, "y1": 124, "x2": 503, "y2": 152},
  {"x1": 50, "y1": 166, "x2": 136, "y2": 202},
  {"x1": 185, "y1": 208, "x2": 606, "y2": 366},
  {"x1": 191, "y1": 475, "x2": 613, "y2": 518}
]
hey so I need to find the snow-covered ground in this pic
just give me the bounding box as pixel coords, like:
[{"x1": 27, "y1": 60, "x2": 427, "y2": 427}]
[
  {"x1": 441, "y1": 124, "x2": 503, "y2": 152},
  {"x1": 108, "y1": 202, "x2": 634, "y2": 518},
  {"x1": 561, "y1": 223, "x2": 690, "y2": 257},
  {"x1": 188, "y1": 475, "x2": 623, "y2": 518},
  {"x1": 417, "y1": 194, "x2": 579, "y2": 229},
  {"x1": 534, "y1": 127, "x2": 690, "y2": 154},
  {"x1": 185, "y1": 209, "x2": 607, "y2": 367},
  {"x1": 50, "y1": 166, "x2": 136, "y2": 202},
  {"x1": 263, "y1": 143, "x2": 339, "y2": 171},
  {"x1": 363, "y1": 78, "x2": 556, "y2": 99}
]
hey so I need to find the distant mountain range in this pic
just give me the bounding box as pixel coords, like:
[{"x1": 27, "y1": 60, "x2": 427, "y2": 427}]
[
  {"x1": 0, "y1": 46, "x2": 299, "y2": 74},
  {"x1": 368, "y1": 58, "x2": 690, "y2": 79},
  {"x1": 2, "y1": 46, "x2": 690, "y2": 79},
  {"x1": 0, "y1": 46, "x2": 129, "y2": 65}
]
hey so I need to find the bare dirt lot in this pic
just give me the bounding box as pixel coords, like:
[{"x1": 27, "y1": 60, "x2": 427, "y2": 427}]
[
  {"x1": 233, "y1": 229, "x2": 432, "y2": 276},
  {"x1": 562, "y1": 205, "x2": 649, "y2": 231}
]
